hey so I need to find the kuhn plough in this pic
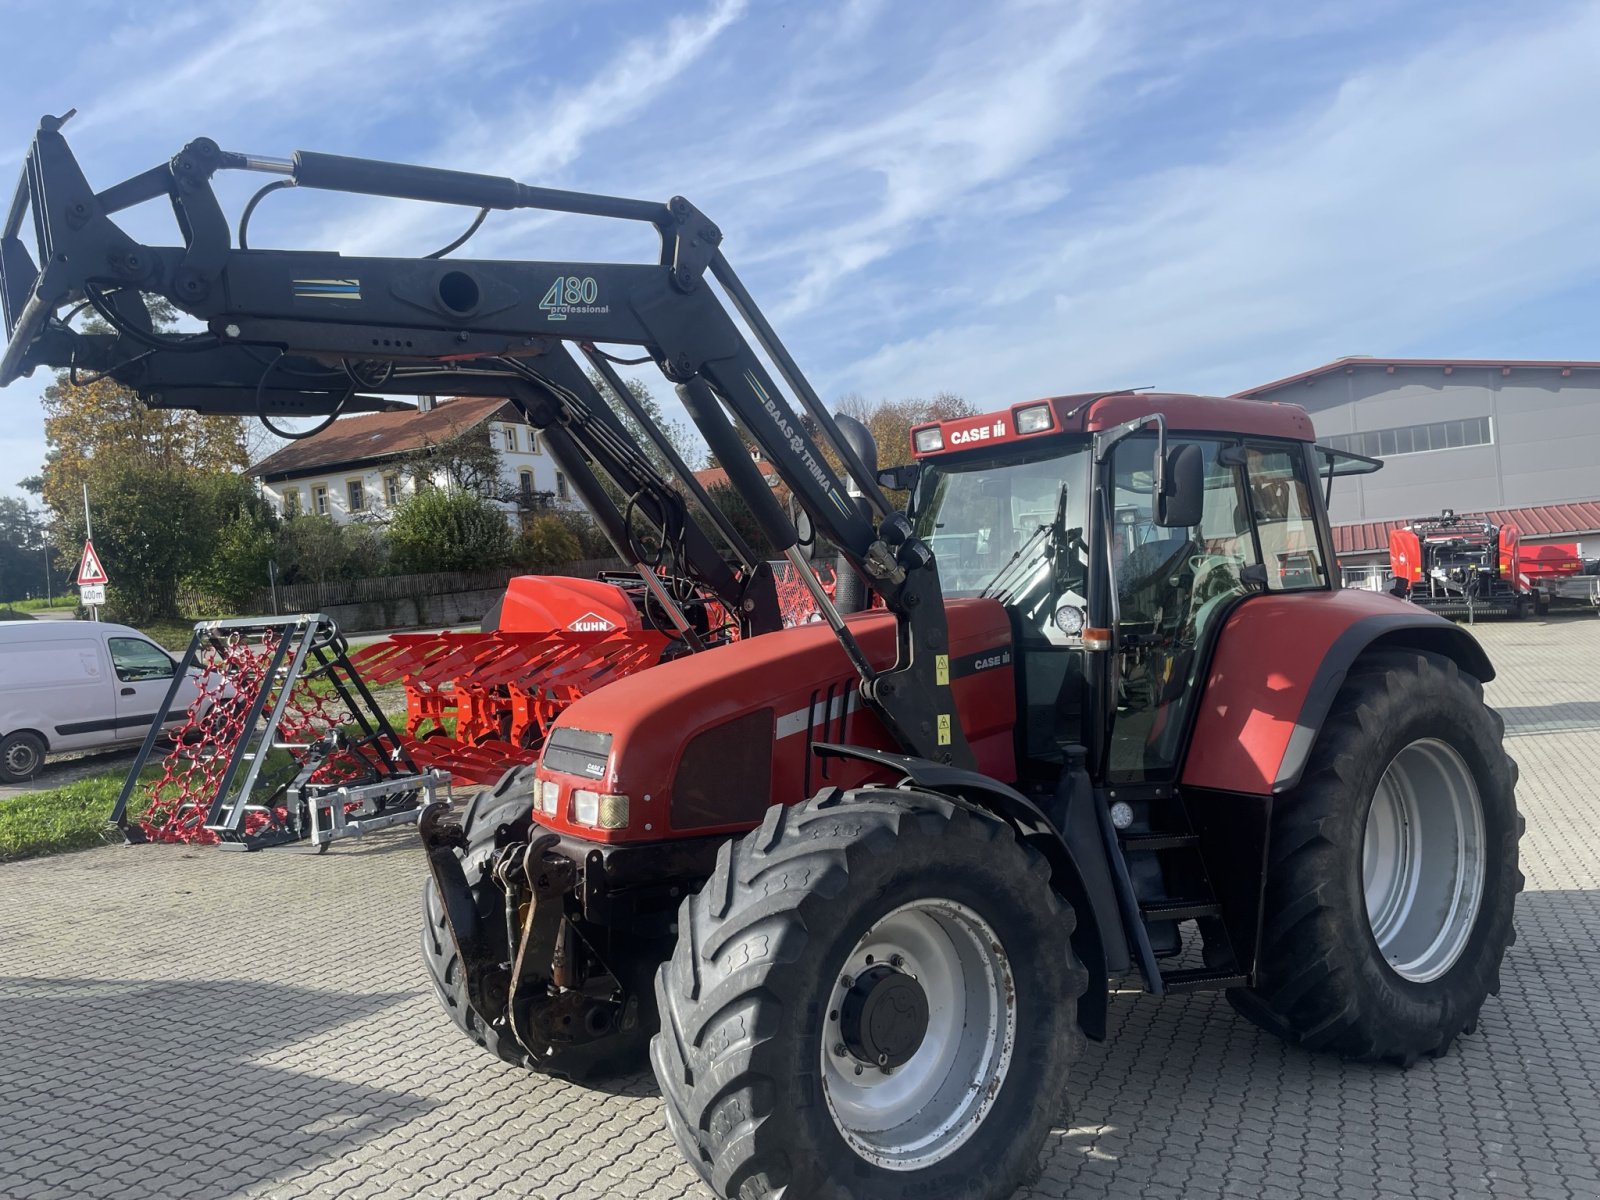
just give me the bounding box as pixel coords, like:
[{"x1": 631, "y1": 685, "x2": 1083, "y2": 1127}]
[{"x1": 348, "y1": 562, "x2": 839, "y2": 786}]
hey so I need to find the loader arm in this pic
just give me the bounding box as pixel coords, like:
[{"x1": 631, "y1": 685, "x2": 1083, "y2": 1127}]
[{"x1": 0, "y1": 114, "x2": 973, "y2": 767}]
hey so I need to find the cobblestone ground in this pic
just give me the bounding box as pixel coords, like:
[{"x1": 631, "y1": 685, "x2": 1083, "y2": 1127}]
[{"x1": 2, "y1": 613, "x2": 1597, "y2": 1199}]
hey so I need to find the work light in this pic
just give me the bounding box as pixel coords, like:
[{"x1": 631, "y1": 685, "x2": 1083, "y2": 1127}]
[{"x1": 1014, "y1": 404, "x2": 1053, "y2": 434}]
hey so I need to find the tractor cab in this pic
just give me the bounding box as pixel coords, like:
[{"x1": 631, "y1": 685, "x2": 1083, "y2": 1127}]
[{"x1": 906, "y1": 392, "x2": 1333, "y2": 789}]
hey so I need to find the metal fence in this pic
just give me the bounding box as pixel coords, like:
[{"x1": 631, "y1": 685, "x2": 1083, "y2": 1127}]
[{"x1": 251, "y1": 558, "x2": 622, "y2": 614}]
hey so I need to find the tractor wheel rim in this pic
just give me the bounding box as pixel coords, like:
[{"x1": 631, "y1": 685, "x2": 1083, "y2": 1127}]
[
  {"x1": 819, "y1": 898, "x2": 1016, "y2": 1171},
  {"x1": 1361, "y1": 738, "x2": 1487, "y2": 983},
  {"x1": 4, "y1": 740, "x2": 39, "y2": 777}
]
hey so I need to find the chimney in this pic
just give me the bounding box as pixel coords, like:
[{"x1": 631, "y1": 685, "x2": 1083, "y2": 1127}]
[{"x1": 418, "y1": 395, "x2": 436, "y2": 413}]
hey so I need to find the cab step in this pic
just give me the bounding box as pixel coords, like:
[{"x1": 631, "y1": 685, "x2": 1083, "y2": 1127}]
[
  {"x1": 1120, "y1": 832, "x2": 1199, "y2": 852},
  {"x1": 1159, "y1": 967, "x2": 1248, "y2": 994},
  {"x1": 1139, "y1": 898, "x2": 1221, "y2": 922}
]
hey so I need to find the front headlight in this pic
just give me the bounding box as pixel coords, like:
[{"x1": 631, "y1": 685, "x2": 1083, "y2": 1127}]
[
  {"x1": 536, "y1": 779, "x2": 561, "y2": 815},
  {"x1": 571, "y1": 789, "x2": 629, "y2": 830}
]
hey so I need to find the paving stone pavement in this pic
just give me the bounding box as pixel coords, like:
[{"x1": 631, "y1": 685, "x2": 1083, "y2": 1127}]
[{"x1": 1, "y1": 613, "x2": 1597, "y2": 1200}]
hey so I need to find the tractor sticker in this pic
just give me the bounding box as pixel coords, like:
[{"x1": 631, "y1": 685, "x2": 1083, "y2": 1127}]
[
  {"x1": 744, "y1": 369, "x2": 855, "y2": 520},
  {"x1": 539, "y1": 275, "x2": 608, "y2": 321},
  {"x1": 293, "y1": 278, "x2": 362, "y2": 300},
  {"x1": 948, "y1": 417, "x2": 1008, "y2": 446},
  {"x1": 567, "y1": 611, "x2": 617, "y2": 633}
]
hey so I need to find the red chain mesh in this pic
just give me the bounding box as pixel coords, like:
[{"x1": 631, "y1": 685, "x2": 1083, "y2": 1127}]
[{"x1": 135, "y1": 632, "x2": 380, "y2": 844}]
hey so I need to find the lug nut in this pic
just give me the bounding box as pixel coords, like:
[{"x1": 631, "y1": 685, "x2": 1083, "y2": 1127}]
[
  {"x1": 890, "y1": 954, "x2": 905, "y2": 969},
  {"x1": 833, "y1": 1043, "x2": 847, "y2": 1057},
  {"x1": 840, "y1": 975, "x2": 853, "y2": 989}
]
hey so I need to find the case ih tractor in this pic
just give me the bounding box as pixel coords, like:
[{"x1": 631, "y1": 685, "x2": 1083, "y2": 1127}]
[{"x1": 2, "y1": 116, "x2": 1522, "y2": 1200}]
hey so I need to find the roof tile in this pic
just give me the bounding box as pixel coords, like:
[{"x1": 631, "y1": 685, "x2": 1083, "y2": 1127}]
[{"x1": 249, "y1": 396, "x2": 518, "y2": 480}]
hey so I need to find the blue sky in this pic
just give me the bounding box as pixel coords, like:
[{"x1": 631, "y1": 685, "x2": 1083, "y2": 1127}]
[{"x1": 3, "y1": 0, "x2": 1599, "y2": 501}]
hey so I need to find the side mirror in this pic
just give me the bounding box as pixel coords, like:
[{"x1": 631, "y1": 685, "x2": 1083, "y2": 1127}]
[
  {"x1": 876, "y1": 463, "x2": 920, "y2": 492},
  {"x1": 1155, "y1": 442, "x2": 1204, "y2": 528}
]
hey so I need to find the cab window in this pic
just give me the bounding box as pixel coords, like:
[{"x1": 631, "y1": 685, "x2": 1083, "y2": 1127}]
[
  {"x1": 108, "y1": 637, "x2": 176, "y2": 682},
  {"x1": 1244, "y1": 446, "x2": 1327, "y2": 590}
]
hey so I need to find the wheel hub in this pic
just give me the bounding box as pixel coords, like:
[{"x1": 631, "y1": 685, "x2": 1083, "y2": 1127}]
[{"x1": 839, "y1": 964, "x2": 929, "y2": 1069}]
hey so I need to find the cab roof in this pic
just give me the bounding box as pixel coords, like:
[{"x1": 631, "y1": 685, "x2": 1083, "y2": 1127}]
[{"x1": 910, "y1": 391, "x2": 1316, "y2": 460}]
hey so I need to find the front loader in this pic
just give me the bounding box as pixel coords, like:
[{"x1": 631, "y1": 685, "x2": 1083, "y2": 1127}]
[{"x1": 2, "y1": 115, "x2": 1522, "y2": 1200}]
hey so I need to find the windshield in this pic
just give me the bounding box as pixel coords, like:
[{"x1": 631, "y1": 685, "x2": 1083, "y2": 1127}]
[{"x1": 912, "y1": 445, "x2": 1091, "y2": 598}]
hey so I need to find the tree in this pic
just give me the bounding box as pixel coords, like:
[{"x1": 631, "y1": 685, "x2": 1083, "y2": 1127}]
[
  {"x1": 395, "y1": 417, "x2": 508, "y2": 499},
  {"x1": 37, "y1": 308, "x2": 251, "y2": 614},
  {"x1": 187, "y1": 475, "x2": 280, "y2": 610},
  {"x1": 0, "y1": 496, "x2": 45, "y2": 603},
  {"x1": 515, "y1": 513, "x2": 583, "y2": 570},
  {"x1": 388, "y1": 488, "x2": 513, "y2": 574},
  {"x1": 588, "y1": 372, "x2": 702, "y2": 475},
  {"x1": 705, "y1": 481, "x2": 781, "y2": 560},
  {"x1": 51, "y1": 466, "x2": 216, "y2": 622},
  {"x1": 41, "y1": 368, "x2": 248, "y2": 522},
  {"x1": 274, "y1": 516, "x2": 387, "y2": 587}
]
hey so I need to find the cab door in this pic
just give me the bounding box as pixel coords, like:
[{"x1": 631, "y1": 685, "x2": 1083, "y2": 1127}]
[
  {"x1": 108, "y1": 636, "x2": 182, "y2": 740},
  {"x1": 1104, "y1": 437, "x2": 1260, "y2": 782}
]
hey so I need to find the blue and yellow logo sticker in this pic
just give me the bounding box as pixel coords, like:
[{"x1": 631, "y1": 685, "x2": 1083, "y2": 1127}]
[{"x1": 293, "y1": 278, "x2": 362, "y2": 300}]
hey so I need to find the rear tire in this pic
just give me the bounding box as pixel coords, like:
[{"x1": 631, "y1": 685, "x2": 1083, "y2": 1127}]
[
  {"x1": 0, "y1": 730, "x2": 45, "y2": 784},
  {"x1": 653, "y1": 788, "x2": 1085, "y2": 1200},
  {"x1": 420, "y1": 767, "x2": 652, "y2": 1081},
  {"x1": 1229, "y1": 650, "x2": 1522, "y2": 1065}
]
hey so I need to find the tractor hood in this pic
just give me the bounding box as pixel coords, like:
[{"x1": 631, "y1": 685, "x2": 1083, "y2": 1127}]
[{"x1": 530, "y1": 598, "x2": 1017, "y2": 844}]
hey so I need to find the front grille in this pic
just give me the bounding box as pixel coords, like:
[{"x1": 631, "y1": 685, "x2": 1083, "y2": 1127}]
[{"x1": 542, "y1": 726, "x2": 613, "y2": 781}]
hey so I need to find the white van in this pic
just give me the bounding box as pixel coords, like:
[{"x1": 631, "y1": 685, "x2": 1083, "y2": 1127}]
[{"x1": 0, "y1": 620, "x2": 201, "y2": 783}]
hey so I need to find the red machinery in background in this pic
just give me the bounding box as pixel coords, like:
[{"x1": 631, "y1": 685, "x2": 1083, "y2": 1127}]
[
  {"x1": 1388, "y1": 510, "x2": 1585, "y2": 618},
  {"x1": 350, "y1": 565, "x2": 837, "y2": 785}
]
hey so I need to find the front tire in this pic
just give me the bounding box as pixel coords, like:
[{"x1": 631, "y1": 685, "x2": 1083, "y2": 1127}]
[
  {"x1": 0, "y1": 730, "x2": 45, "y2": 784},
  {"x1": 1229, "y1": 650, "x2": 1522, "y2": 1064},
  {"x1": 653, "y1": 788, "x2": 1085, "y2": 1200}
]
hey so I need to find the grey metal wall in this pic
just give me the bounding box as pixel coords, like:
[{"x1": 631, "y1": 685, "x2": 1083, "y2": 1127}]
[{"x1": 1252, "y1": 365, "x2": 1600, "y2": 523}]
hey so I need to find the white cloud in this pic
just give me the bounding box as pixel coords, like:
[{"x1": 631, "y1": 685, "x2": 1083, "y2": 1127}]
[{"x1": 830, "y1": 3, "x2": 1600, "y2": 407}]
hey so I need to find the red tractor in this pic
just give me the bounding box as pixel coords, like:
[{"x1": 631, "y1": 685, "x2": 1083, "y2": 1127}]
[{"x1": 2, "y1": 118, "x2": 1522, "y2": 1200}]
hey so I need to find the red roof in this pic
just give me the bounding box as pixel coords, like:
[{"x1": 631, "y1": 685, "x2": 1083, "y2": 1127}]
[
  {"x1": 1333, "y1": 501, "x2": 1600, "y2": 557},
  {"x1": 692, "y1": 458, "x2": 781, "y2": 491},
  {"x1": 1235, "y1": 356, "x2": 1600, "y2": 399},
  {"x1": 249, "y1": 396, "x2": 518, "y2": 480}
]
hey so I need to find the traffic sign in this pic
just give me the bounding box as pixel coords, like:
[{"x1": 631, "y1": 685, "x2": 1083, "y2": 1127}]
[
  {"x1": 80, "y1": 583, "x2": 106, "y2": 606},
  {"x1": 77, "y1": 539, "x2": 109, "y2": 586}
]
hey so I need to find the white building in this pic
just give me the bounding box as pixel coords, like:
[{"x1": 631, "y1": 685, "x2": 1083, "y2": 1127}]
[{"x1": 248, "y1": 396, "x2": 577, "y2": 527}]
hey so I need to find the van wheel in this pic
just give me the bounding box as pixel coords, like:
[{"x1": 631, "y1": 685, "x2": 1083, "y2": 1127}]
[{"x1": 1, "y1": 731, "x2": 46, "y2": 784}]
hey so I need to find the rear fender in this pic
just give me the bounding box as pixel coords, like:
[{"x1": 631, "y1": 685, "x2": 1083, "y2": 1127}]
[
  {"x1": 813, "y1": 742, "x2": 1114, "y2": 1041},
  {"x1": 1181, "y1": 590, "x2": 1494, "y2": 796}
]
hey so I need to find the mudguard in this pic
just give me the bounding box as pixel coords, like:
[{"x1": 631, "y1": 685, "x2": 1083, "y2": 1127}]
[{"x1": 1180, "y1": 589, "x2": 1494, "y2": 796}]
